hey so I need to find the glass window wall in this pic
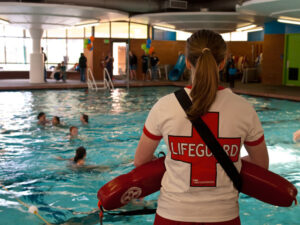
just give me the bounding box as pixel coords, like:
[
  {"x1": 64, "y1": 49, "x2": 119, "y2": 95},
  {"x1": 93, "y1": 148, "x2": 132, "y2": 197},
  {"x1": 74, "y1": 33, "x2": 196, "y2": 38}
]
[
  {"x1": 111, "y1": 22, "x2": 129, "y2": 38},
  {"x1": 130, "y1": 23, "x2": 147, "y2": 39},
  {"x1": 95, "y1": 23, "x2": 110, "y2": 38}
]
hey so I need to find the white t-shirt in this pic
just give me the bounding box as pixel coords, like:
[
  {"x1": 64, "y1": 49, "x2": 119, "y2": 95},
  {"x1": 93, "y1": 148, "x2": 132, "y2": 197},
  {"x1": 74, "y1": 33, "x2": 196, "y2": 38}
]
[{"x1": 144, "y1": 87, "x2": 264, "y2": 222}]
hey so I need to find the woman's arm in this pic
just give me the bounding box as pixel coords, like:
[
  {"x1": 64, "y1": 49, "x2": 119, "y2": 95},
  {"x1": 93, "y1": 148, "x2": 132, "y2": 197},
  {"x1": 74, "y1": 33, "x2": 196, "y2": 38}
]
[
  {"x1": 243, "y1": 140, "x2": 269, "y2": 169},
  {"x1": 134, "y1": 133, "x2": 160, "y2": 168}
]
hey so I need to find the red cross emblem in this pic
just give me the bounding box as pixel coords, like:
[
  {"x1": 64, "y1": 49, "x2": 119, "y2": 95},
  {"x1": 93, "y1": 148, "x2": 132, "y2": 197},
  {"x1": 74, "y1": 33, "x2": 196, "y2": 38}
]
[{"x1": 168, "y1": 112, "x2": 241, "y2": 187}]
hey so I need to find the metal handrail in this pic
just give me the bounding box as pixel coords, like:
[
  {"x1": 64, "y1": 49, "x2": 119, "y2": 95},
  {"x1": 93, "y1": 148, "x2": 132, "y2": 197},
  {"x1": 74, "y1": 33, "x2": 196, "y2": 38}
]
[
  {"x1": 87, "y1": 68, "x2": 98, "y2": 91},
  {"x1": 103, "y1": 68, "x2": 114, "y2": 90}
]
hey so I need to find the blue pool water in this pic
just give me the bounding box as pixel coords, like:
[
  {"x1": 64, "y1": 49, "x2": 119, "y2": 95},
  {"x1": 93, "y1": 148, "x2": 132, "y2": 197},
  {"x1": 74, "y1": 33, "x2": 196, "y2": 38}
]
[{"x1": 0, "y1": 87, "x2": 299, "y2": 225}]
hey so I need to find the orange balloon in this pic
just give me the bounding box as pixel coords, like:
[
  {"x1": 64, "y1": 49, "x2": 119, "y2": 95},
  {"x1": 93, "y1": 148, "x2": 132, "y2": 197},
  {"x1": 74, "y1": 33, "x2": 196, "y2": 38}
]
[
  {"x1": 87, "y1": 43, "x2": 92, "y2": 50},
  {"x1": 90, "y1": 36, "x2": 95, "y2": 42}
]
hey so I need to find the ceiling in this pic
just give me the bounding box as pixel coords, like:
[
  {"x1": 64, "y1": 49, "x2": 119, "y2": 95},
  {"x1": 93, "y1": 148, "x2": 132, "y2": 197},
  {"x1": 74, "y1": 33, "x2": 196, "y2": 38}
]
[{"x1": 0, "y1": 0, "x2": 299, "y2": 33}]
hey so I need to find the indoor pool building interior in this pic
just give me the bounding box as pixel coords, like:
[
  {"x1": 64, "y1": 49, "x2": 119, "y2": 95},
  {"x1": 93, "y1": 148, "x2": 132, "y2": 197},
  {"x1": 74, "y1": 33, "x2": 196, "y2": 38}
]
[{"x1": 0, "y1": 0, "x2": 300, "y2": 225}]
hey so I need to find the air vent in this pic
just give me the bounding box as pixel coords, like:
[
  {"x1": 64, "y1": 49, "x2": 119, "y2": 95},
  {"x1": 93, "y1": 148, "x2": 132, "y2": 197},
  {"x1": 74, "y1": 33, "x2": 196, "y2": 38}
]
[{"x1": 164, "y1": 0, "x2": 188, "y2": 9}]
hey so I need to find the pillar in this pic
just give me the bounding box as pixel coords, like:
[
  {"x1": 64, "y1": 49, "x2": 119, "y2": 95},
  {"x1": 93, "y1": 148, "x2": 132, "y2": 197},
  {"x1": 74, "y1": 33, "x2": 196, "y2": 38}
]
[{"x1": 29, "y1": 28, "x2": 44, "y2": 83}]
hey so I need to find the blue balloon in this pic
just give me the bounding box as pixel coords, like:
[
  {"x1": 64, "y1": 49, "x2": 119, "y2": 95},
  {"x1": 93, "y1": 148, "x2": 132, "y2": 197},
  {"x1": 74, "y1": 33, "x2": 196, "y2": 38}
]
[
  {"x1": 146, "y1": 43, "x2": 151, "y2": 48},
  {"x1": 90, "y1": 46, "x2": 93, "y2": 51},
  {"x1": 147, "y1": 38, "x2": 152, "y2": 45},
  {"x1": 88, "y1": 39, "x2": 91, "y2": 44}
]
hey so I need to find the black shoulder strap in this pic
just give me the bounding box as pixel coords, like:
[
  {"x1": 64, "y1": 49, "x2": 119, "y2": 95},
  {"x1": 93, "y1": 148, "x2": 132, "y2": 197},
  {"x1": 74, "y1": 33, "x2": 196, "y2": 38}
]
[{"x1": 174, "y1": 89, "x2": 242, "y2": 192}]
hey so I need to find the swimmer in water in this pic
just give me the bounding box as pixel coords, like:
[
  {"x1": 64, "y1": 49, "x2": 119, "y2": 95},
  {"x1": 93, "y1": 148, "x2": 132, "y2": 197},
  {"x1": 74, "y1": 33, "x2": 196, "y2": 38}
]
[
  {"x1": 56, "y1": 146, "x2": 86, "y2": 165},
  {"x1": 37, "y1": 112, "x2": 49, "y2": 125},
  {"x1": 68, "y1": 126, "x2": 78, "y2": 139},
  {"x1": 80, "y1": 114, "x2": 89, "y2": 125},
  {"x1": 56, "y1": 146, "x2": 109, "y2": 171},
  {"x1": 293, "y1": 129, "x2": 300, "y2": 143},
  {"x1": 52, "y1": 116, "x2": 61, "y2": 126}
]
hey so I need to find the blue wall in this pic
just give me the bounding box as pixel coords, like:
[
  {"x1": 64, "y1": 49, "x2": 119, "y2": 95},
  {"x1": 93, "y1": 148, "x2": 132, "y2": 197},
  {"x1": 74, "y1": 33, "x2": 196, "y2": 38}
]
[
  {"x1": 264, "y1": 20, "x2": 300, "y2": 34},
  {"x1": 152, "y1": 28, "x2": 176, "y2": 41},
  {"x1": 248, "y1": 30, "x2": 264, "y2": 41}
]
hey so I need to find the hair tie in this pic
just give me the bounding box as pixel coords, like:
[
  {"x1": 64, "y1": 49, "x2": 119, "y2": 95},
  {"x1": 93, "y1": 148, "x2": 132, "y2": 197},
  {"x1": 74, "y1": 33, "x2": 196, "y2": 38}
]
[{"x1": 202, "y1": 48, "x2": 210, "y2": 53}]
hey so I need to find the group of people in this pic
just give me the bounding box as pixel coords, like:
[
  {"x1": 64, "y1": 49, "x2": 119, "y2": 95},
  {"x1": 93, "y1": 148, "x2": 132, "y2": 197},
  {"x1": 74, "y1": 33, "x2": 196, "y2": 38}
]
[
  {"x1": 37, "y1": 112, "x2": 89, "y2": 166},
  {"x1": 129, "y1": 51, "x2": 161, "y2": 81}
]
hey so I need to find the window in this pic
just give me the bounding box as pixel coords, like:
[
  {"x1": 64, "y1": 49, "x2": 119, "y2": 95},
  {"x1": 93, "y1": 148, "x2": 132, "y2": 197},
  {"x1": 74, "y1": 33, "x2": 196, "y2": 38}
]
[
  {"x1": 130, "y1": 23, "x2": 147, "y2": 39},
  {"x1": 5, "y1": 38, "x2": 25, "y2": 63},
  {"x1": 67, "y1": 39, "x2": 83, "y2": 65},
  {"x1": 220, "y1": 33, "x2": 231, "y2": 41},
  {"x1": 95, "y1": 23, "x2": 109, "y2": 38},
  {"x1": 67, "y1": 27, "x2": 84, "y2": 38},
  {"x1": 0, "y1": 25, "x2": 4, "y2": 37},
  {"x1": 0, "y1": 37, "x2": 5, "y2": 63},
  {"x1": 230, "y1": 31, "x2": 247, "y2": 41},
  {"x1": 85, "y1": 27, "x2": 92, "y2": 38},
  {"x1": 111, "y1": 22, "x2": 129, "y2": 38},
  {"x1": 47, "y1": 28, "x2": 67, "y2": 38},
  {"x1": 4, "y1": 25, "x2": 24, "y2": 37},
  {"x1": 176, "y1": 31, "x2": 192, "y2": 41},
  {"x1": 47, "y1": 39, "x2": 66, "y2": 64}
]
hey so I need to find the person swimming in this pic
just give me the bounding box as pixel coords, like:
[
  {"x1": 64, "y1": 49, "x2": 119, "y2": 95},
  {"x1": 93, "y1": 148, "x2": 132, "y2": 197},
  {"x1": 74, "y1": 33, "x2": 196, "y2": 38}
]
[
  {"x1": 56, "y1": 146, "x2": 109, "y2": 171},
  {"x1": 52, "y1": 116, "x2": 60, "y2": 126},
  {"x1": 37, "y1": 112, "x2": 49, "y2": 125},
  {"x1": 293, "y1": 129, "x2": 300, "y2": 143},
  {"x1": 68, "y1": 126, "x2": 78, "y2": 139},
  {"x1": 80, "y1": 114, "x2": 89, "y2": 125},
  {"x1": 73, "y1": 146, "x2": 86, "y2": 166}
]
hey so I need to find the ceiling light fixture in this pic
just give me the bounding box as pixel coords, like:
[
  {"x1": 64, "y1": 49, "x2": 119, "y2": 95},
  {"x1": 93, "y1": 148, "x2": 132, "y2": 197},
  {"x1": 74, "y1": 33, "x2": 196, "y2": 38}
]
[
  {"x1": 75, "y1": 20, "x2": 100, "y2": 28},
  {"x1": 277, "y1": 17, "x2": 300, "y2": 25},
  {"x1": 153, "y1": 25, "x2": 177, "y2": 32},
  {"x1": 245, "y1": 27, "x2": 264, "y2": 33},
  {"x1": 236, "y1": 24, "x2": 257, "y2": 32},
  {"x1": 0, "y1": 18, "x2": 9, "y2": 25}
]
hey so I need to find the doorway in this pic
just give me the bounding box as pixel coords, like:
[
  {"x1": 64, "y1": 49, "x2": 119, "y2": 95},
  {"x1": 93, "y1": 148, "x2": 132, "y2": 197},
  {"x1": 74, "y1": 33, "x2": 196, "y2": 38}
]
[{"x1": 112, "y1": 42, "x2": 127, "y2": 76}]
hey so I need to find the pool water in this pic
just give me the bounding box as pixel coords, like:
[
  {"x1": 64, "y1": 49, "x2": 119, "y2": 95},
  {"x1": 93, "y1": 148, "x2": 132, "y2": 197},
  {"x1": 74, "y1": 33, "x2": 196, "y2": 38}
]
[{"x1": 0, "y1": 87, "x2": 299, "y2": 225}]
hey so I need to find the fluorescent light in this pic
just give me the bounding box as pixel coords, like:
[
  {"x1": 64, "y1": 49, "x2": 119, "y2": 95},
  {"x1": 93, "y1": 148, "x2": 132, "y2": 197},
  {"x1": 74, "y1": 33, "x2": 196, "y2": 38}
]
[
  {"x1": 278, "y1": 18, "x2": 300, "y2": 25},
  {"x1": 0, "y1": 18, "x2": 9, "y2": 25},
  {"x1": 236, "y1": 24, "x2": 257, "y2": 32},
  {"x1": 245, "y1": 27, "x2": 263, "y2": 33},
  {"x1": 153, "y1": 25, "x2": 177, "y2": 32},
  {"x1": 75, "y1": 20, "x2": 100, "y2": 28}
]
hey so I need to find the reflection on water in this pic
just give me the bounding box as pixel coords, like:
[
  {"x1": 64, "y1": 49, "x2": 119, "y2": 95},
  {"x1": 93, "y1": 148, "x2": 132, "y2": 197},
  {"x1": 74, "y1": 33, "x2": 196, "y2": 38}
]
[{"x1": 0, "y1": 88, "x2": 299, "y2": 225}]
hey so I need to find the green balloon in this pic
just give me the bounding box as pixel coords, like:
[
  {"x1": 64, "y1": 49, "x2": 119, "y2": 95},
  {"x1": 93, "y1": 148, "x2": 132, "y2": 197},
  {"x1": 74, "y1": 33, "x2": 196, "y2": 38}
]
[
  {"x1": 84, "y1": 39, "x2": 89, "y2": 45},
  {"x1": 144, "y1": 48, "x2": 149, "y2": 54},
  {"x1": 141, "y1": 43, "x2": 147, "y2": 50}
]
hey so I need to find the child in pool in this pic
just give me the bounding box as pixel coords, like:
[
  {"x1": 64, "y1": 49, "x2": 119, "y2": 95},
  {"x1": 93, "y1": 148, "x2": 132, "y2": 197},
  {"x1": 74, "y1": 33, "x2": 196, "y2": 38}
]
[
  {"x1": 56, "y1": 146, "x2": 86, "y2": 166},
  {"x1": 293, "y1": 129, "x2": 300, "y2": 143},
  {"x1": 80, "y1": 114, "x2": 89, "y2": 125},
  {"x1": 52, "y1": 116, "x2": 60, "y2": 126},
  {"x1": 68, "y1": 126, "x2": 78, "y2": 139},
  {"x1": 37, "y1": 112, "x2": 49, "y2": 125}
]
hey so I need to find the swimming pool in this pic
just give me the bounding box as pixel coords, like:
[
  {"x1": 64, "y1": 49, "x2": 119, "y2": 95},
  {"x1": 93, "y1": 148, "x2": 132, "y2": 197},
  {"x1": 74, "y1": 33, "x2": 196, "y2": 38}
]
[{"x1": 0, "y1": 87, "x2": 299, "y2": 225}]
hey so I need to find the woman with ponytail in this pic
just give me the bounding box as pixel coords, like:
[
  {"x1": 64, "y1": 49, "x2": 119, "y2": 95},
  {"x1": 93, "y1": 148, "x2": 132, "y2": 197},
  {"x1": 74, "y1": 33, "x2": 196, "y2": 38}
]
[{"x1": 134, "y1": 30, "x2": 268, "y2": 225}]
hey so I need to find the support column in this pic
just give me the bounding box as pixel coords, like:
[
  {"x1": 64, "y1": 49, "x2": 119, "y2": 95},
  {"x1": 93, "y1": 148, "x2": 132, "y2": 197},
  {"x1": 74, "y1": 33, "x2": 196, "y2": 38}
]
[{"x1": 29, "y1": 28, "x2": 44, "y2": 83}]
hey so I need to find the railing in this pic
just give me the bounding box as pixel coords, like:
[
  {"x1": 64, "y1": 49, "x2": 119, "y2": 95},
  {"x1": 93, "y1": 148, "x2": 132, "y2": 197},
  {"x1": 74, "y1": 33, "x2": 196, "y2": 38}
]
[
  {"x1": 87, "y1": 68, "x2": 98, "y2": 91},
  {"x1": 103, "y1": 68, "x2": 114, "y2": 90},
  {"x1": 87, "y1": 68, "x2": 114, "y2": 91}
]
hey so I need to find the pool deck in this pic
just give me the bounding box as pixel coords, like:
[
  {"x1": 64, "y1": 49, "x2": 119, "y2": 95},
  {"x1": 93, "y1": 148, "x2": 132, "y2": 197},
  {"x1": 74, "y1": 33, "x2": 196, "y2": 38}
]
[{"x1": 0, "y1": 79, "x2": 299, "y2": 101}]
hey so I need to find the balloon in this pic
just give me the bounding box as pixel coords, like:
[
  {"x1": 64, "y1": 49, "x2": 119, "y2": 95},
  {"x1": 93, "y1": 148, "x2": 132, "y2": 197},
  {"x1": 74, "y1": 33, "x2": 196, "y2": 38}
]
[
  {"x1": 84, "y1": 39, "x2": 89, "y2": 44},
  {"x1": 84, "y1": 43, "x2": 88, "y2": 48},
  {"x1": 88, "y1": 39, "x2": 91, "y2": 44},
  {"x1": 87, "y1": 43, "x2": 92, "y2": 50},
  {"x1": 90, "y1": 36, "x2": 95, "y2": 42},
  {"x1": 146, "y1": 43, "x2": 151, "y2": 48},
  {"x1": 141, "y1": 43, "x2": 147, "y2": 50},
  {"x1": 90, "y1": 46, "x2": 94, "y2": 51},
  {"x1": 144, "y1": 48, "x2": 149, "y2": 54},
  {"x1": 149, "y1": 47, "x2": 154, "y2": 54},
  {"x1": 147, "y1": 38, "x2": 152, "y2": 45}
]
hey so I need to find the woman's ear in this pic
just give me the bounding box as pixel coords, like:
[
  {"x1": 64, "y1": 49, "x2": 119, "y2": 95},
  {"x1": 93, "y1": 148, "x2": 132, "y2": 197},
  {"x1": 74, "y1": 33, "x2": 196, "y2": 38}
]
[{"x1": 185, "y1": 58, "x2": 191, "y2": 70}]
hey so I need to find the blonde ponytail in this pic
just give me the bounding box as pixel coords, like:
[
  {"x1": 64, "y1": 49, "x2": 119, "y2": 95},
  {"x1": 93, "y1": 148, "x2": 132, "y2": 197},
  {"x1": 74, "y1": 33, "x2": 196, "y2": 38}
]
[{"x1": 186, "y1": 30, "x2": 227, "y2": 120}]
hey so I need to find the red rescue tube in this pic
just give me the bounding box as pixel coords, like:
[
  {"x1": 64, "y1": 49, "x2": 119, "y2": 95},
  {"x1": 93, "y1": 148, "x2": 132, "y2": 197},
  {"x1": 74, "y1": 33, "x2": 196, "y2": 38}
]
[{"x1": 97, "y1": 157, "x2": 297, "y2": 210}]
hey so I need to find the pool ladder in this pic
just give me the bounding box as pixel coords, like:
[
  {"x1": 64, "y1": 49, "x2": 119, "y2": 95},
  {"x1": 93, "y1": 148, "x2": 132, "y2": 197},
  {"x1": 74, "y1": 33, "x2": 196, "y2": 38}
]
[{"x1": 87, "y1": 68, "x2": 114, "y2": 91}]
